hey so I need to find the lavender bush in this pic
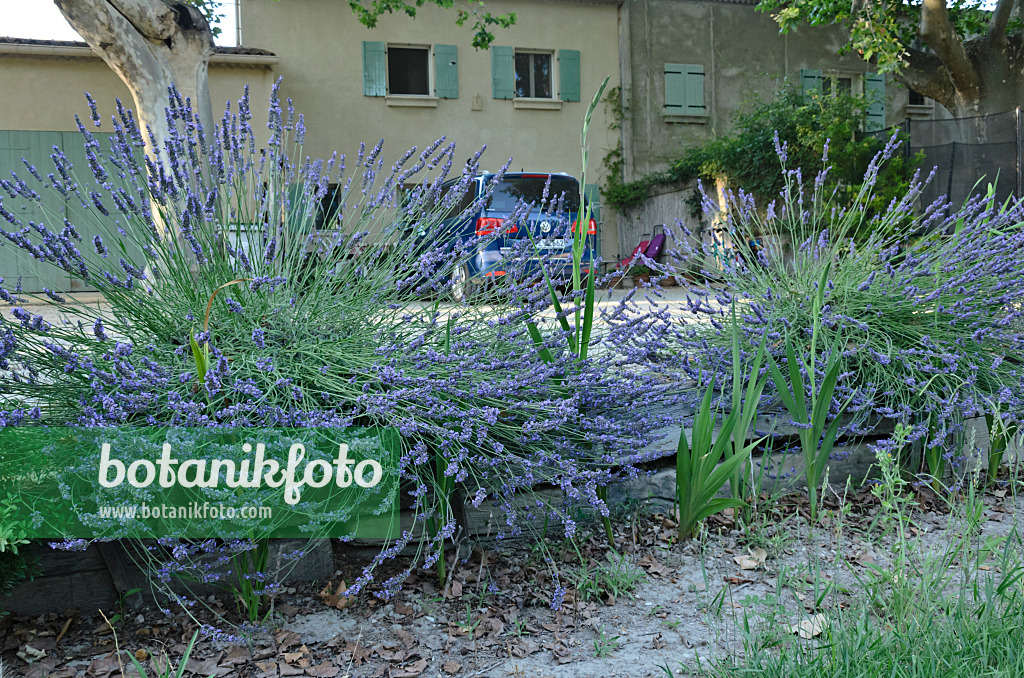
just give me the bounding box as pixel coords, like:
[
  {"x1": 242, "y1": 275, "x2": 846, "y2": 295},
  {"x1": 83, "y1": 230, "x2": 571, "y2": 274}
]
[
  {"x1": 667, "y1": 133, "x2": 1024, "y2": 489},
  {"x1": 0, "y1": 83, "x2": 668, "y2": 630}
]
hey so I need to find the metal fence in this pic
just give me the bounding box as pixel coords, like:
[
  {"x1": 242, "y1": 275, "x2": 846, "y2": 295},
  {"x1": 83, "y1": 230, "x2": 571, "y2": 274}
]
[{"x1": 870, "y1": 110, "x2": 1024, "y2": 210}]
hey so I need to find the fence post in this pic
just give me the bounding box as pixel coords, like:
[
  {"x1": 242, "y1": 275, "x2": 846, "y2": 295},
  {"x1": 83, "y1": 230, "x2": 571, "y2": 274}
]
[
  {"x1": 946, "y1": 141, "x2": 957, "y2": 219},
  {"x1": 904, "y1": 118, "x2": 911, "y2": 164}
]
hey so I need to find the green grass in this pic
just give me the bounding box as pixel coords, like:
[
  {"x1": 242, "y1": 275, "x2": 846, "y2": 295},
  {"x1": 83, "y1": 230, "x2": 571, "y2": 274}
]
[
  {"x1": 573, "y1": 553, "x2": 645, "y2": 603},
  {"x1": 712, "y1": 584, "x2": 1024, "y2": 677},
  {"x1": 704, "y1": 468, "x2": 1024, "y2": 678}
]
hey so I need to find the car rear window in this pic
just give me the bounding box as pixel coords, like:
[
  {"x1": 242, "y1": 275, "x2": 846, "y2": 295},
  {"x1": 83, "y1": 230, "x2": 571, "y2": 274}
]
[{"x1": 486, "y1": 175, "x2": 580, "y2": 213}]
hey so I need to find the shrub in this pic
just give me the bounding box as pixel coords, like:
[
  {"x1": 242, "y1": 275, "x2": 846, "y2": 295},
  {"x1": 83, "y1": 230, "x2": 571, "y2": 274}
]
[
  {"x1": 671, "y1": 133, "x2": 1024, "y2": 486},
  {"x1": 0, "y1": 84, "x2": 667, "y2": 629},
  {"x1": 604, "y1": 86, "x2": 922, "y2": 244}
]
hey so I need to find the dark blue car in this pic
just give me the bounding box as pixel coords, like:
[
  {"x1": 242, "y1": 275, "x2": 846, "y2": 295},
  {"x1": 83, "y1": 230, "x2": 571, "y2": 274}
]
[{"x1": 437, "y1": 172, "x2": 597, "y2": 301}]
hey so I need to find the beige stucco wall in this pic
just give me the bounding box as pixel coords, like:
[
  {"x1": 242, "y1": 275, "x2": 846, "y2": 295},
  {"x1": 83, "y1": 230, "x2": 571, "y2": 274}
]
[
  {"x1": 0, "y1": 0, "x2": 623, "y2": 258},
  {"x1": 621, "y1": 0, "x2": 945, "y2": 180},
  {"x1": 242, "y1": 0, "x2": 621, "y2": 190},
  {"x1": 0, "y1": 48, "x2": 276, "y2": 138}
]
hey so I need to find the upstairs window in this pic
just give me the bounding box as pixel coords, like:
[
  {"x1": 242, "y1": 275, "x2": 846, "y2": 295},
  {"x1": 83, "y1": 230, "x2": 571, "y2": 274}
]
[
  {"x1": 515, "y1": 51, "x2": 553, "y2": 99},
  {"x1": 387, "y1": 47, "x2": 429, "y2": 95},
  {"x1": 362, "y1": 42, "x2": 459, "y2": 99},
  {"x1": 491, "y1": 47, "x2": 580, "y2": 102}
]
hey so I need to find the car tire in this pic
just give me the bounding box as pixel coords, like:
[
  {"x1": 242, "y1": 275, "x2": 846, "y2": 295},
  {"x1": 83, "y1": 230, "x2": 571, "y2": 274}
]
[{"x1": 450, "y1": 264, "x2": 476, "y2": 303}]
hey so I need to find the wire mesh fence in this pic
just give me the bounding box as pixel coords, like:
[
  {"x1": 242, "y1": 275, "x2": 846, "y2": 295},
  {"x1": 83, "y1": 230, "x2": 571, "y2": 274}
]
[{"x1": 869, "y1": 110, "x2": 1024, "y2": 211}]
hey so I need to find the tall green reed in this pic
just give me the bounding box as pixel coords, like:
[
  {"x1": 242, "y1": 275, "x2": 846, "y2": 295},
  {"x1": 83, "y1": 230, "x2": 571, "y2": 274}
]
[
  {"x1": 764, "y1": 261, "x2": 852, "y2": 523},
  {"x1": 676, "y1": 304, "x2": 767, "y2": 540}
]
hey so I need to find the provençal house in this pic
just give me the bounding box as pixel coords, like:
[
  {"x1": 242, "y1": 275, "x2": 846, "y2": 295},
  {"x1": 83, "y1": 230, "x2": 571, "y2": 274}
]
[{"x1": 0, "y1": 0, "x2": 943, "y2": 292}]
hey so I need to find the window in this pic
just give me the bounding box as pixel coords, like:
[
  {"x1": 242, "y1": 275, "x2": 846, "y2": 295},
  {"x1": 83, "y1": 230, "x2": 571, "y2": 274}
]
[
  {"x1": 388, "y1": 47, "x2": 429, "y2": 95},
  {"x1": 314, "y1": 184, "x2": 342, "y2": 230},
  {"x1": 486, "y1": 175, "x2": 580, "y2": 212},
  {"x1": 823, "y1": 75, "x2": 853, "y2": 97},
  {"x1": 515, "y1": 51, "x2": 553, "y2": 99},
  {"x1": 362, "y1": 42, "x2": 459, "y2": 99},
  {"x1": 491, "y1": 47, "x2": 580, "y2": 102},
  {"x1": 664, "y1": 64, "x2": 705, "y2": 117},
  {"x1": 800, "y1": 69, "x2": 885, "y2": 131},
  {"x1": 909, "y1": 90, "x2": 933, "y2": 106},
  {"x1": 801, "y1": 69, "x2": 863, "y2": 98}
]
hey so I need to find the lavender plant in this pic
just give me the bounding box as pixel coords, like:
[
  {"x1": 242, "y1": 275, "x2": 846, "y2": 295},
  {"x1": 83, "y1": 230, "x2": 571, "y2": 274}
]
[
  {"x1": 523, "y1": 76, "x2": 614, "y2": 544},
  {"x1": 0, "y1": 83, "x2": 667, "y2": 628},
  {"x1": 668, "y1": 132, "x2": 1024, "y2": 490}
]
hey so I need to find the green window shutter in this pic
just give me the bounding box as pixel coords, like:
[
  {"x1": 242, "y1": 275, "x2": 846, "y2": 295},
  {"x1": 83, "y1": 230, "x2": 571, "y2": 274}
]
[
  {"x1": 362, "y1": 41, "x2": 386, "y2": 97},
  {"x1": 865, "y1": 72, "x2": 886, "y2": 131},
  {"x1": 434, "y1": 44, "x2": 458, "y2": 99},
  {"x1": 665, "y1": 64, "x2": 704, "y2": 114},
  {"x1": 286, "y1": 183, "x2": 312, "y2": 235},
  {"x1": 559, "y1": 49, "x2": 581, "y2": 102},
  {"x1": 800, "y1": 68, "x2": 823, "y2": 101},
  {"x1": 491, "y1": 46, "x2": 514, "y2": 99}
]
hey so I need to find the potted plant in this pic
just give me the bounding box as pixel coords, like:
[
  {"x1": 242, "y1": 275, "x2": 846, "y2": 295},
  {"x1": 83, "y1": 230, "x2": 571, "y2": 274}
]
[{"x1": 630, "y1": 264, "x2": 654, "y2": 286}]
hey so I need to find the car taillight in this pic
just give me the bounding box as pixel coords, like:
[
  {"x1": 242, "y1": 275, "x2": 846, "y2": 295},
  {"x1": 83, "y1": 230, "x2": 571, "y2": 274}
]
[
  {"x1": 571, "y1": 218, "x2": 597, "y2": 235},
  {"x1": 475, "y1": 218, "x2": 517, "y2": 235}
]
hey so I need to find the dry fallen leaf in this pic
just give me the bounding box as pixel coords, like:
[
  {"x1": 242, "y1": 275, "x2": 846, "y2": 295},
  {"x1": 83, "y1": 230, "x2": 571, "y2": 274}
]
[
  {"x1": 396, "y1": 628, "x2": 416, "y2": 649},
  {"x1": 319, "y1": 581, "x2": 353, "y2": 610},
  {"x1": 733, "y1": 547, "x2": 767, "y2": 571},
  {"x1": 637, "y1": 554, "x2": 673, "y2": 577},
  {"x1": 307, "y1": 662, "x2": 340, "y2": 677},
  {"x1": 274, "y1": 630, "x2": 302, "y2": 650},
  {"x1": 442, "y1": 661, "x2": 461, "y2": 675},
  {"x1": 17, "y1": 645, "x2": 47, "y2": 663},
  {"x1": 254, "y1": 659, "x2": 277, "y2": 675},
  {"x1": 789, "y1": 613, "x2": 828, "y2": 639},
  {"x1": 390, "y1": 657, "x2": 428, "y2": 677}
]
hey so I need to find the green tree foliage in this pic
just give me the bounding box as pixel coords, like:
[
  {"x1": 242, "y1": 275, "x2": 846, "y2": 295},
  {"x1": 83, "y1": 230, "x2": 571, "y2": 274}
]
[
  {"x1": 183, "y1": 0, "x2": 517, "y2": 48},
  {"x1": 754, "y1": 0, "x2": 1024, "y2": 116},
  {"x1": 346, "y1": 0, "x2": 516, "y2": 50}
]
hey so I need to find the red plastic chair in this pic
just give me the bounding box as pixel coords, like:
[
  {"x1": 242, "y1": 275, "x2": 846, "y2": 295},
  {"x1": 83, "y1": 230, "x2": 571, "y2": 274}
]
[{"x1": 620, "y1": 235, "x2": 651, "y2": 268}]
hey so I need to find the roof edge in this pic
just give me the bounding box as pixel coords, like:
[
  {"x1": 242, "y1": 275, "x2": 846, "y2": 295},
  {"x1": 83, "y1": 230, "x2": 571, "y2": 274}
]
[{"x1": 0, "y1": 38, "x2": 277, "y2": 64}]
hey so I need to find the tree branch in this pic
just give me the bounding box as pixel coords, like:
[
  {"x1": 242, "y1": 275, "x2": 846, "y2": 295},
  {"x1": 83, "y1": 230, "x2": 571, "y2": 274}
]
[
  {"x1": 893, "y1": 45, "x2": 957, "y2": 109},
  {"x1": 53, "y1": 0, "x2": 164, "y2": 84},
  {"x1": 919, "y1": 0, "x2": 980, "y2": 99},
  {"x1": 107, "y1": 0, "x2": 177, "y2": 40},
  {"x1": 987, "y1": 0, "x2": 1016, "y2": 44}
]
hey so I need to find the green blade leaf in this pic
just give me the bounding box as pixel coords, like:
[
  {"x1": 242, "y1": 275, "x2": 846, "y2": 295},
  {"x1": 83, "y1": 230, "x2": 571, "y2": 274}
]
[
  {"x1": 766, "y1": 351, "x2": 800, "y2": 417},
  {"x1": 546, "y1": 277, "x2": 577, "y2": 355},
  {"x1": 580, "y1": 262, "x2": 596, "y2": 361},
  {"x1": 526, "y1": 321, "x2": 555, "y2": 364},
  {"x1": 190, "y1": 333, "x2": 208, "y2": 383},
  {"x1": 784, "y1": 336, "x2": 809, "y2": 422}
]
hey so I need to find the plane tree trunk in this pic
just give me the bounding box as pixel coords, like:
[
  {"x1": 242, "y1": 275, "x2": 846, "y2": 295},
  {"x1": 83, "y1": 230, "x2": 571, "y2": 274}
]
[
  {"x1": 896, "y1": 0, "x2": 1024, "y2": 118},
  {"x1": 53, "y1": 0, "x2": 215, "y2": 157}
]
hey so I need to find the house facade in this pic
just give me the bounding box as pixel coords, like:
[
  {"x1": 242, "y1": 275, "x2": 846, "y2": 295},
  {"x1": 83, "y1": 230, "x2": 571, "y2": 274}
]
[
  {"x1": 0, "y1": 0, "x2": 942, "y2": 290},
  {"x1": 0, "y1": 1, "x2": 622, "y2": 291},
  {"x1": 613, "y1": 0, "x2": 945, "y2": 257}
]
